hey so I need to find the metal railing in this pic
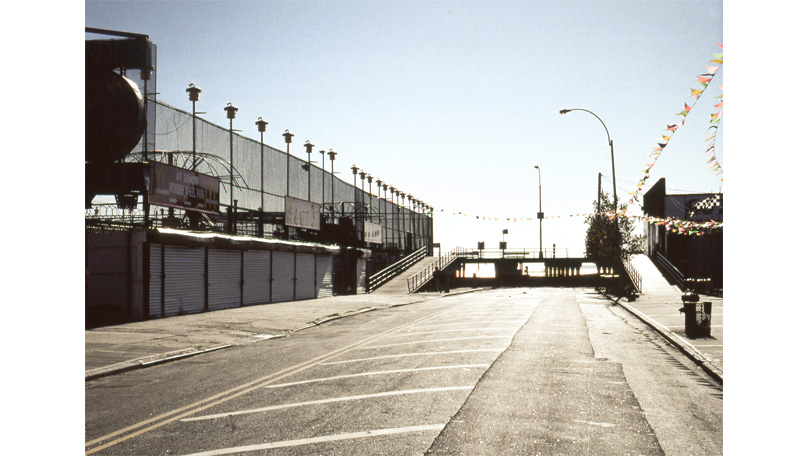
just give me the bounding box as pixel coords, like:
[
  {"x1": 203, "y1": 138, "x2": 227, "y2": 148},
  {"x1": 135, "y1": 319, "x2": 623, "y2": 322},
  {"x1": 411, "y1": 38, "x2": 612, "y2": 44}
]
[
  {"x1": 367, "y1": 246, "x2": 428, "y2": 293},
  {"x1": 654, "y1": 251, "x2": 686, "y2": 290},
  {"x1": 406, "y1": 247, "x2": 468, "y2": 293},
  {"x1": 622, "y1": 257, "x2": 643, "y2": 294},
  {"x1": 456, "y1": 247, "x2": 585, "y2": 260}
]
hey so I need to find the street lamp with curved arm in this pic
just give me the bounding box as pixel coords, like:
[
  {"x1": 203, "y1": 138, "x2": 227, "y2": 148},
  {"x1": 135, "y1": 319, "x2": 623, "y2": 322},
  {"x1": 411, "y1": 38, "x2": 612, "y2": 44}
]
[{"x1": 560, "y1": 108, "x2": 621, "y2": 261}]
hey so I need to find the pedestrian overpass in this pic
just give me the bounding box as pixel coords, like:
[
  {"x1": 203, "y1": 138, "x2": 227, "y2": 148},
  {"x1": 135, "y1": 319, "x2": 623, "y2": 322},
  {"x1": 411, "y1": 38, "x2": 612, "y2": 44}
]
[{"x1": 369, "y1": 247, "x2": 642, "y2": 296}]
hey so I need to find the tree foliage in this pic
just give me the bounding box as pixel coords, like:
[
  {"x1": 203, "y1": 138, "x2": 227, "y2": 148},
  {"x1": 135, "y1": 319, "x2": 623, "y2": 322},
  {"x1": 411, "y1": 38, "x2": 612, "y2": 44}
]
[{"x1": 584, "y1": 191, "x2": 645, "y2": 264}]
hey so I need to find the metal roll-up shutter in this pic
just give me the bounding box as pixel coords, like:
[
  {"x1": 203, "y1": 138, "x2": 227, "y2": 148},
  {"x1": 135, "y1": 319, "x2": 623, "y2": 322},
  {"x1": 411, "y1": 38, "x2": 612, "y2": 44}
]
[
  {"x1": 208, "y1": 248, "x2": 243, "y2": 311},
  {"x1": 316, "y1": 255, "x2": 334, "y2": 298},
  {"x1": 295, "y1": 253, "x2": 316, "y2": 301},
  {"x1": 243, "y1": 250, "x2": 271, "y2": 306},
  {"x1": 164, "y1": 245, "x2": 206, "y2": 317},
  {"x1": 356, "y1": 257, "x2": 367, "y2": 294},
  {"x1": 271, "y1": 251, "x2": 295, "y2": 303},
  {"x1": 148, "y1": 244, "x2": 163, "y2": 318}
]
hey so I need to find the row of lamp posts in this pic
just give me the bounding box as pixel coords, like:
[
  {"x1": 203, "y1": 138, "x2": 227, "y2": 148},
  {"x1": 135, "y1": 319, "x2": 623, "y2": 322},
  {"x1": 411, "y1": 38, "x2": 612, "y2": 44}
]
[{"x1": 183, "y1": 83, "x2": 430, "y2": 249}]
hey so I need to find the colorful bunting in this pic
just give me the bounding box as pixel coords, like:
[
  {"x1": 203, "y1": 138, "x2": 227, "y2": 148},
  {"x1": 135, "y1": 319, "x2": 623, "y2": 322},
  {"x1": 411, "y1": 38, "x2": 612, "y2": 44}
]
[{"x1": 629, "y1": 44, "x2": 724, "y2": 204}]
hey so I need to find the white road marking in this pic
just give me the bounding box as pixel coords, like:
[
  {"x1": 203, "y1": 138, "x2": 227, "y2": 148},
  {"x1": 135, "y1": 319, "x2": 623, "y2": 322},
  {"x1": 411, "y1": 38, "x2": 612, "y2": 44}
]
[
  {"x1": 361, "y1": 335, "x2": 512, "y2": 349},
  {"x1": 181, "y1": 386, "x2": 474, "y2": 422},
  {"x1": 264, "y1": 364, "x2": 489, "y2": 389},
  {"x1": 181, "y1": 424, "x2": 446, "y2": 456},
  {"x1": 388, "y1": 327, "x2": 520, "y2": 337},
  {"x1": 321, "y1": 348, "x2": 505, "y2": 365},
  {"x1": 573, "y1": 419, "x2": 617, "y2": 427}
]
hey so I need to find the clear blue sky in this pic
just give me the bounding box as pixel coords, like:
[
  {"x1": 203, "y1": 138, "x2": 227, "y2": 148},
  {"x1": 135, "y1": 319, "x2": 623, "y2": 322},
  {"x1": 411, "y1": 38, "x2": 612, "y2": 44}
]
[{"x1": 85, "y1": 0, "x2": 723, "y2": 252}]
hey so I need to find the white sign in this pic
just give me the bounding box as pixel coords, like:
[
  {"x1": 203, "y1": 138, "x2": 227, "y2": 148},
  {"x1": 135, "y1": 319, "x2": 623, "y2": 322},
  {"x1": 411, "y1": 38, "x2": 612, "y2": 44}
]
[
  {"x1": 285, "y1": 196, "x2": 321, "y2": 230},
  {"x1": 364, "y1": 221, "x2": 383, "y2": 244}
]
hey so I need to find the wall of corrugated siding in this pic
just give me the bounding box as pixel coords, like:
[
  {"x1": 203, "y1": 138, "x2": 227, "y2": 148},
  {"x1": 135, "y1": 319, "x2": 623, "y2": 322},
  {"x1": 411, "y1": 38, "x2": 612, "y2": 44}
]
[{"x1": 208, "y1": 248, "x2": 242, "y2": 311}]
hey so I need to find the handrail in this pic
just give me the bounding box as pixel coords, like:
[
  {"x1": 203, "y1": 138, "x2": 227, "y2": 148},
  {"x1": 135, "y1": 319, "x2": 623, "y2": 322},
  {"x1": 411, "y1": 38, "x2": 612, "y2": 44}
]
[
  {"x1": 622, "y1": 257, "x2": 643, "y2": 294},
  {"x1": 654, "y1": 251, "x2": 685, "y2": 290},
  {"x1": 406, "y1": 247, "x2": 467, "y2": 293},
  {"x1": 367, "y1": 246, "x2": 427, "y2": 293}
]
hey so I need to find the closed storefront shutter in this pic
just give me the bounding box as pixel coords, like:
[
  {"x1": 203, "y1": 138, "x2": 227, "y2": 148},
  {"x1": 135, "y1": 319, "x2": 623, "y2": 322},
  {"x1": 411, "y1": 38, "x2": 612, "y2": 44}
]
[
  {"x1": 295, "y1": 253, "x2": 316, "y2": 301},
  {"x1": 163, "y1": 245, "x2": 206, "y2": 317},
  {"x1": 243, "y1": 250, "x2": 271, "y2": 306},
  {"x1": 148, "y1": 244, "x2": 163, "y2": 318},
  {"x1": 316, "y1": 255, "x2": 333, "y2": 298},
  {"x1": 272, "y1": 251, "x2": 295, "y2": 303},
  {"x1": 208, "y1": 248, "x2": 243, "y2": 311}
]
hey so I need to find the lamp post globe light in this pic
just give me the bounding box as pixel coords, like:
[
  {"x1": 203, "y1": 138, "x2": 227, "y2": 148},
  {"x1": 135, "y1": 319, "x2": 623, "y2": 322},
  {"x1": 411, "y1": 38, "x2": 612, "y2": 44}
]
[{"x1": 560, "y1": 108, "x2": 620, "y2": 266}]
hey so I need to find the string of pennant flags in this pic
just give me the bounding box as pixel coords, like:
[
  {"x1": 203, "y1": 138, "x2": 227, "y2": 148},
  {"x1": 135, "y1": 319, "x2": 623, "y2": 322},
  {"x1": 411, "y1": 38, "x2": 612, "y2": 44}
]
[
  {"x1": 435, "y1": 208, "x2": 721, "y2": 236},
  {"x1": 628, "y1": 44, "x2": 723, "y2": 205}
]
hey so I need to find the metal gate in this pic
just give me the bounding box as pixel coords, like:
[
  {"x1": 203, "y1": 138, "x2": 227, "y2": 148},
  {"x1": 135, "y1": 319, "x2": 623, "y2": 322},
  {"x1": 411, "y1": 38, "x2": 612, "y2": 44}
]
[
  {"x1": 272, "y1": 251, "x2": 295, "y2": 303},
  {"x1": 208, "y1": 248, "x2": 243, "y2": 311},
  {"x1": 243, "y1": 250, "x2": 271, "y2": 306}
]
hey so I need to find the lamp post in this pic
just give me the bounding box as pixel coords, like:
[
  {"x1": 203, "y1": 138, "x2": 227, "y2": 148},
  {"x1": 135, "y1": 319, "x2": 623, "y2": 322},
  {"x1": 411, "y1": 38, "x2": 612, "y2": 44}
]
[
  {"x1": 186, "y1": 83, "x2": 202, "y2": 170},
  {"x1": 327, "y1": 149, "x2": 337, "y2": 213},
  {"x1": 359, "y1": 170, "x2": 367, "y2": 219},
  {"x1": 534, "y1": 165, "x2": 543, "y2": 258},
  {"x1": 224, "y1": 102, "x2": 238, "y2": 233},
  {"x1": 304, "y1": 140, "x2": 314, "y2": 201},
  {"x1": 320, "y1": 150, "x2": 326, "y2": 206},
  {"x1": 382, "y1": 183, "x2": 388, "y2": 247},
  {"x1": 376, "y1": 178, "x2": 383, "y2": 224},
  {"x1": 366, "y1": 174, "x2": 374, "y2": 221},
  {"x1": 256, "y1": 117, "x2": 268, "y2": 236},
  {"x1": 351, "y1": 165, "x2": 359, "y2": 222},
  {"x1": 560, "y1": 108, "x2": 620, "y2": 264},
  {"x1": 283, "y1": 130, "x2": 294, "y2": 197}
]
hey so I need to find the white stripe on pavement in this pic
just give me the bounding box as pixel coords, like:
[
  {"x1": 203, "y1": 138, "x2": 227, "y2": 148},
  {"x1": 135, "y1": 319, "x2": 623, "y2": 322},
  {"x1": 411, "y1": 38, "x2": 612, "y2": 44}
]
[
  {"x1": 263, "y1": 364, "x2": 489, "y2": 389},
  {"x1": 181, "y1": 387, "x2": 473, "y2": 422},
  {"x1": 181, "y1": 424, "x2": 446, "y2": 456},
  {"x1": 321, "y1": 348, "x2": 505, "y2": 365},
  {"x1": 361, "y1": 335, "x2": 511, "y2": 349}
]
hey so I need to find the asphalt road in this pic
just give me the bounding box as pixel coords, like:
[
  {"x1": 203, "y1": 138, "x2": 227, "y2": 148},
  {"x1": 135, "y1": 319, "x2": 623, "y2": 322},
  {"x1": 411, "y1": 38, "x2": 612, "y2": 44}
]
[{"x1": 85, "y1": 288, "x2": 722, "y2": 455}]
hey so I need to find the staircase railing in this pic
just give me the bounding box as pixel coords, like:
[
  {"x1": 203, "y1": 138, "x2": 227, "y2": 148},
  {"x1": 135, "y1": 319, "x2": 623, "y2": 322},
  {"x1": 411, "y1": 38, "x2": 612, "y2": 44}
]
[
  {"x1": 367, "y1": 246, "x2": 427, "y2": 293},
  {"x1": 406, "y1": 247, "x2": 467, "y2": 293},
  {"x1": 622, "y1": 257, "x2": 643, "y2": 294},
  {"x1": 654, "y1": 251, "x2": 686, "y2": 290}
]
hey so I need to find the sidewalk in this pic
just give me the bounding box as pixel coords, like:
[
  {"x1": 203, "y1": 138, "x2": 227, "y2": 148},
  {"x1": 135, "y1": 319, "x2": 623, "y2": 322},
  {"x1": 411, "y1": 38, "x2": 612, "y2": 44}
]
[
  {"x1": 618, "y1": 255, "x2": 723, "y2": 384},
  {"x1": 85, "y1": 289, "x2": 482, "y2": 381}
]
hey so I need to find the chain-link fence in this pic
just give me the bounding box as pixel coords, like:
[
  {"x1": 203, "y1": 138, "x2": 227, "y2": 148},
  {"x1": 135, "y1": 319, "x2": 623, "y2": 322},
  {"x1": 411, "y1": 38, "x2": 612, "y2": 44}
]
[{"x1": 87, "y1": 98, "x2": 432, "y2": 254}]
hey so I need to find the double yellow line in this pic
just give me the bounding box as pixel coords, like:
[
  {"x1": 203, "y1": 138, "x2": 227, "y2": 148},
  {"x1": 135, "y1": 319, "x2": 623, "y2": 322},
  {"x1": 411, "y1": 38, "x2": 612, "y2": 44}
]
[{"x1": 85, "y1": 304, "x2": 458, "y2": 455}]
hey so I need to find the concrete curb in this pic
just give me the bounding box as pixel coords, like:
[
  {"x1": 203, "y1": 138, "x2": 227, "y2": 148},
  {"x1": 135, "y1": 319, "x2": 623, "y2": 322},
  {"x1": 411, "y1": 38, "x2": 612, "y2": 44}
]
[
  {"x1": 85, "y1": 345, "x2": 232, "y2": 382},
  {"x1": 84, "y1": 287, "x2": 492, "y2": 382},
  {"x1": 617, "y1": 300, "x2": 723, "y2": 386}
]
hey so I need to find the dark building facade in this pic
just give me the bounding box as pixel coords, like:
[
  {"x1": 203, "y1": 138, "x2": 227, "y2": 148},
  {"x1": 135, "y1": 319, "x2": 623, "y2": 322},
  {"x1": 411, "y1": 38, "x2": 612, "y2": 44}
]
[{"x1": 643, "y1": 178, "x2": 722, "y2": 293}]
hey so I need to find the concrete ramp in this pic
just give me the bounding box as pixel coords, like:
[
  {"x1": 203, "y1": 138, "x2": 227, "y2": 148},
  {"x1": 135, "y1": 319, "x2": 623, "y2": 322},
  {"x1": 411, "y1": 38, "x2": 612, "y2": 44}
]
[
  {"x1": 373, "y1": 256, "x2": 437, "y2": 294},
  {"x1": 630, "y1": 254, "x2": 680, "y2": 294}
]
